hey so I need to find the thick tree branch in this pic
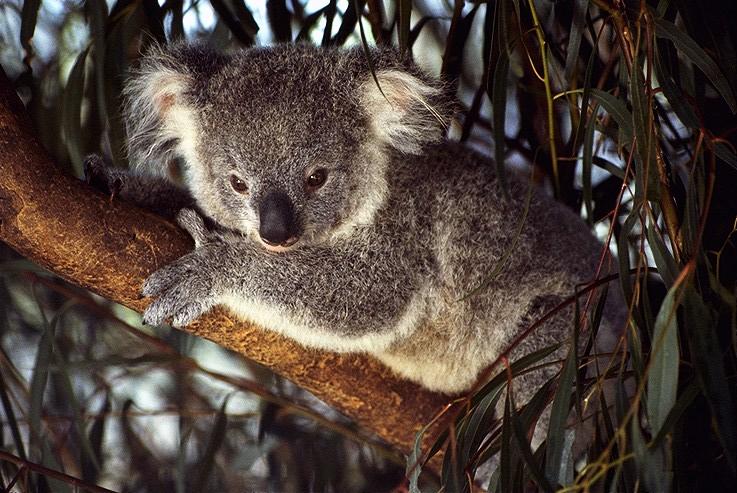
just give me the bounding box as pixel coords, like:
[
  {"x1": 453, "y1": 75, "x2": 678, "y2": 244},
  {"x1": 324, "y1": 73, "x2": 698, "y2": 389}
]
[{"x1": 0, "y1": 70, "x2": 451, "y2": 459}]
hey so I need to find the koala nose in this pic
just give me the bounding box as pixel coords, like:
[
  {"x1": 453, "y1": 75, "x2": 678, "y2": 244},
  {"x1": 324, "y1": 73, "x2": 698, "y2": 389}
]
[{"x1": 258, "y1": 192, "x2": 300, "y2": 247}]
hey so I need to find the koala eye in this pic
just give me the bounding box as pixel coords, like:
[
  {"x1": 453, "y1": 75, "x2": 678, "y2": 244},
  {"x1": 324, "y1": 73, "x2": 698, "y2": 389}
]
[
  {"x1": 230, "y1": 175, "x2": 248, "y2": 194},
  {"x1": 306, "y1": 169, "x2": 328, "y2": 191}
]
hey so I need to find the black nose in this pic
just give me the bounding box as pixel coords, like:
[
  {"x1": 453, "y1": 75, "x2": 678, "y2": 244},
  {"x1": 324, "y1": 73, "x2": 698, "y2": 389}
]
[{"x1": 258, "y1": 192, "x2": 299, "y2": 246}]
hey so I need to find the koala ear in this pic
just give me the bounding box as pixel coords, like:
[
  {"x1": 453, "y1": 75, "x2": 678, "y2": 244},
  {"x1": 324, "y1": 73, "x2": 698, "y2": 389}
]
[
  {"x1": 123, "y1": 43, "x2": 217, "y2": 177},
  {"x1": 359, "y1": 70, "x2": 450, "y2": 154}
]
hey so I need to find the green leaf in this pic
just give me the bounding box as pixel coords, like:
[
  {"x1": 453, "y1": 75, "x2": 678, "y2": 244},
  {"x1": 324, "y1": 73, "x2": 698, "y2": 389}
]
[
  {"x1": 646, "y1": 222, "x2": 679, "y2": 288},
  {"x1": 473, "y1": 343, "x2": 561, "y2": 407},
  {"x1": 651, "y1": 379, "x2": 699, "y2": 447},
  {"x1": 563, "y1": 0, "x2": 589, "y2": 84},
  {"x1": 62, "y1": 48, "x2": 89, "y2": 176},
  {"x1": 492, "y1": 49, "x2": 510, "y2": 199},
  {"x1": 647, "y1": 282, "x2": 681, "y2": 438},
  {"x1": 629, "y1": 53, "x2": 660, "y2": 198},
  {"x1": 653, "y1": 43, "x2": 700, "y2": 129},
  {"x1": 407, "y1": 417, "x2": 437, "y2": 493},
  {"x1": 0, "y1": 370, "x2": 27, "y2": 460},
  {"x1": 441, "y1": 3, "x2": 480, "y2": 82},
  {"x1": 590, "y1": 89, "x2": 634, "y2": 142},
  {"x1": 683, "y1": 286, "x2": 737, "y2": 473},
  {"x1": 618, "y1": 210, "x2": 646, "y2": 378},
  {"x1": 508, "y1": 392, "x2": 553, "y2": 492},
  {"x1": 571, "y1": 28, "x2": 597, "y2": 152},
  {"x1": 656, "y1": 0, "x2": 671, "y2": 16},
  {"x1": 50, "y1": 305, "x2": 101, "y2": 474},
  {"x1": 544, "y1": 344, "x2": 577, "y2": 487},
  {"x1": 630, "y1": 413, "x2": 672, "y2": 493},
  {"x1": 82, "y1": 395, "x2": 110, "y2": 483},
  {"x1": 592, "y1": 156, "x2": 625, "y2": 180},
  {"x1": 654, "y1": 17, "x2": 737, "y2": 113},
  {"x1": 500, "y1": 393, "x2": 514, "y2": 493},
  {"x1": 460, "y1": 385, "x2": 505, "y2": 470},
  {"x1": 582, "y1": 103, "x2": 599, "y2": 224},
  {"x1": 713, "y1": 141, "x2": 737, "y2": 172},
  {"x1": 29, "y1": 305, "x2": 56, "y2": 447}
]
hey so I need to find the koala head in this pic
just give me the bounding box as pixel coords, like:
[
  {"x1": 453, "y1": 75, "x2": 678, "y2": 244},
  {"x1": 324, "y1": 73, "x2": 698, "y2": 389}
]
[{"x1": 124, "y1": 43, "x2": 450, "y2": 251}]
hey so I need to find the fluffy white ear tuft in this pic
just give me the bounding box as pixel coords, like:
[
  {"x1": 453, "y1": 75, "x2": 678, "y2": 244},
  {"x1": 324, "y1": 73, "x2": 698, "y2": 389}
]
[
  {"x1": 360, "y1": 70, "x2": 449, "y2": 154},
  {"x1": 123, "y1": 52, "x2": 200, "y2": 178}
]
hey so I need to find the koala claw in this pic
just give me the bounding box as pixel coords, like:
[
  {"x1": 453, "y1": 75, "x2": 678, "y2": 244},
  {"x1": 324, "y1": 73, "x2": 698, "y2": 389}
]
[
  {"x1": 141, "y1": 264, "x2": 179, "y2": 298},
  {"x1": 141, "y1": 251, "x2": 218, "y2": 327}
]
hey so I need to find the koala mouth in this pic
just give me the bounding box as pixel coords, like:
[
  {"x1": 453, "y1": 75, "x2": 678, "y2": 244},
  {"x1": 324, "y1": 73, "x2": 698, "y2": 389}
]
[{"x1": 260, "y1": 235, "x2": 300, "y2": 253}]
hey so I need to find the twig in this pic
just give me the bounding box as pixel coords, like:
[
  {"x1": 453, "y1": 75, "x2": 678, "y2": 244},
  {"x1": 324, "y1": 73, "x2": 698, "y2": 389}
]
[{"x1": 0, "y1": 450, "x2": 117, "y2": 493}]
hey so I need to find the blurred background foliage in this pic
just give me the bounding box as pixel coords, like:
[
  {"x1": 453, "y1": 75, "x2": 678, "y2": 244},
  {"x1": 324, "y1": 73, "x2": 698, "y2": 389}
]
[{"x1": 0, "y1": 0, "x2": 736, "y2": 492}]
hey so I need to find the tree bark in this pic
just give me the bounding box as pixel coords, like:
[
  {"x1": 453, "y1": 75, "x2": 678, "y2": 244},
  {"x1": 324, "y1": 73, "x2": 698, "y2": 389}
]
[{"x1": 0, "y1": 70, "x2": 451, "y2": 461}]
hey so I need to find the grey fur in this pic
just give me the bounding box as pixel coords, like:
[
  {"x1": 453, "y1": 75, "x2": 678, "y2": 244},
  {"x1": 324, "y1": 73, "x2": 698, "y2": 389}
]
[{"x1": 99, "y1": 42, "x2": 624, "y2": 396}]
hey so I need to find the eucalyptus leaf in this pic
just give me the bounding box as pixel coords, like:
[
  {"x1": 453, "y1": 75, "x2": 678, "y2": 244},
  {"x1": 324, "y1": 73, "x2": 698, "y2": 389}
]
[
  {"x1": 654, "y1": 17, "x2": 737, "y2": 113},
  {"x1": 647, "y1": 283, "x2": 681, "y2": 438},
  {"x1": 590, "y1": 89, "x2": 634, "y2": 142}
]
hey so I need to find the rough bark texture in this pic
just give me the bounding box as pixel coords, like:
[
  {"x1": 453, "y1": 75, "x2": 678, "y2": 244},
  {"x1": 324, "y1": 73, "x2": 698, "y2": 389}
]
[{"x1": 0, "y1": 71, "x2": 451, "y2": 459}]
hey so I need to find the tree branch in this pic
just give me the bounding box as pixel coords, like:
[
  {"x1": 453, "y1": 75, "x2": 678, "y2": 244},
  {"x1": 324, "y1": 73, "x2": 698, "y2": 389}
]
[{"x1": 0, "y1": 69, "x2": 451, "y2": 461}]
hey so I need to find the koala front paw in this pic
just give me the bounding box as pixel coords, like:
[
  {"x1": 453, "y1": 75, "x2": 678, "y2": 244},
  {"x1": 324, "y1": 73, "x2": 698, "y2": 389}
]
[{"x1": 141, "y1": 250, "x2": 219, "y2": 327}]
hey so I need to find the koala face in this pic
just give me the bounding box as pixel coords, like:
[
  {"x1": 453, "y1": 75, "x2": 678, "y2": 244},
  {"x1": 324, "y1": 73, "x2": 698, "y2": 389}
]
[
  {"x1": 193, "y1": 120, "x2": 368, "y2": 251},
  {"x1": 187, "y1": 48, "x2": 374, "y2": 250},
  {"x1": 124, "y1": 43, "x2": 450, "y2": 251}
]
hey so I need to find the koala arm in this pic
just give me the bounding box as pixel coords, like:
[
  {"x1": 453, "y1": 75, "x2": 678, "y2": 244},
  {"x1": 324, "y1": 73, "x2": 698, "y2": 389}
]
[
  {"x1": 84, "y1": 154, "x2": 195, "y2": 219},
  {"x1": 142, "y1": 210, "x2": 430, "y2": 350}
]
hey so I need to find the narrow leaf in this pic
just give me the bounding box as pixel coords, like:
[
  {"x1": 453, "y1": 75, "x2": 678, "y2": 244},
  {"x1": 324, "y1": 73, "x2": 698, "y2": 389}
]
[
  {"x1": 713, "y1": 141, "x2": 737, "y2": 171},
  {"x1": 647, "y1": 282, "x2": 681, "y2": 438},
  {"x1": 590, "y1": 89, "x2": 634, "y2": 142},
  {"x1": 653, "y1": 43, "x2": 700, "y2": 129},
  {"x1": 0, "y1": 371, "x2": 27, "y2": 460},
  {"x1": 683, "y1": 286, "x2": 737, "y2": 473},
  {"x1": 493, "y1": 49, "x2": 510, "y2": 199},
  {"x1": 646, "y1": 222, "x2": 678, "y2": 288},
  {"x1": 654, "y1": 17, "x2": 737, "y2": 113},
  {"x1": 563, "y1": 0, "x2": 589, "y2": 84},
  {"x1": 191, "y1": 396, "x2": 231, "y2": 493},
  {"x1": 629, "y1": 53, "x2": 660, "y2": 197},
  {"x1": 62, "y1": 48, "x2": 89, "y2": 176},
  {"x1": 582, "y1": 103, "x2": 599, "y2": 224},
  {"x1": 509, "y1": 393, "x2": 553, "y2": 492},
  {"x1": 544, "y1": 345, "x2": 577, "y2": 487},
  {"x1": 407, "y1": 417, "x2": 437, "y2": 493}
]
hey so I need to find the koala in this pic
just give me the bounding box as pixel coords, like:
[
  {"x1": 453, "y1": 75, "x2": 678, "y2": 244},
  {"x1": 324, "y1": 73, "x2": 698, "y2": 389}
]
[{"x1": 86, "y1": 42, "x2": 624, "y2": 397}]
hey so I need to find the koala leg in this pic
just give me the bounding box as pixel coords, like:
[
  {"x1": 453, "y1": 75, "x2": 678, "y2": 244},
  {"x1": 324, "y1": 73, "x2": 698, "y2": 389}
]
[{"x1": 84, "y1": 154, "x2": 195, "y2": 218}]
